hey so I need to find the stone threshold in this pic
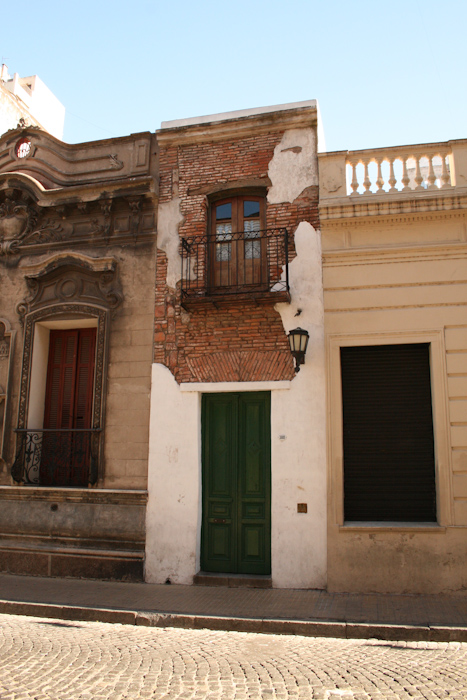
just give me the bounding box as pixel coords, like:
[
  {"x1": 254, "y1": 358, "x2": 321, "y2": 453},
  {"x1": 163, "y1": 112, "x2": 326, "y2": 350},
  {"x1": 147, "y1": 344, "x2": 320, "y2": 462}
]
[{"x1": 193, "y1": 572, "x2": 272, "y2": 589}]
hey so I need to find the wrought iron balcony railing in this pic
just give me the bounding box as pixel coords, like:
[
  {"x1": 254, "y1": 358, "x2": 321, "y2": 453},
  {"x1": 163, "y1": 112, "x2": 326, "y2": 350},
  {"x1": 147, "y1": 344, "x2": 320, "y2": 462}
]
[
  {"x1": 11, "y1": 429, "x2": 100, "y2": 487},
  {"x1": 180, "y1": 228, "x2": 290, "y2": 304}
]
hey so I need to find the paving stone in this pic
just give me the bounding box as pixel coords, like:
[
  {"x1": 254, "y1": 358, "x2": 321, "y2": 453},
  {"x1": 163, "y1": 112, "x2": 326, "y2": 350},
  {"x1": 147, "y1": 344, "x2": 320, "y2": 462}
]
[{"x1": 0, "y1": 613, "x2": 466, "y2": 699}]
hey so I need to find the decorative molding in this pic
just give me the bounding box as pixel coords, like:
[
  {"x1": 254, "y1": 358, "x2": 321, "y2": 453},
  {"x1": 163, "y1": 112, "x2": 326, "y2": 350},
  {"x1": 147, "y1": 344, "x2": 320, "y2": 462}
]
[
  {"x1": 323, "y1": 242, "x2": 467, "y2": 268},
  {"x1": 16, "y1": 255, "x2": 123, "y2": 325},
  {"x1": 14, "y1": 255, "x2": 122, "y2": 482},
  {"x1": 157, "y1": 106, "x2": 318, "y2": 147},
  {"x1": 0, "y1": 189, "x2": 39, "y2": 256},
  {"x1": 0, "y1": 171, "x2": 155, "y2": 207},
  {"x1": 319, "y1": 190, "x2": 467, "y2": 224},
  {"x1": 108, "y1": 154, "x2": 124, "y2": 170},
  {"x1": 0, "y1": 184, "x2": 153, "y2": 259},
  {"x1": 0, "y1": 129, "x2": 153, "y2": 188},
  {"x1": 0, "y1": 318, "x2": 16, "y2": 464}
]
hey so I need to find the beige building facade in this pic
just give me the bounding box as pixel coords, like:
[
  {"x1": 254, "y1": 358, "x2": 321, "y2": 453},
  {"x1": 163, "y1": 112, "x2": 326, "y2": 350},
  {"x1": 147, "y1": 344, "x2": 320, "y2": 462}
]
[
  {"x1": 320, "y1": 140, "x2": 467, "y2": 594},
  {"x1": 0, "y1": 125, "x2": 156, "y2": 579}
]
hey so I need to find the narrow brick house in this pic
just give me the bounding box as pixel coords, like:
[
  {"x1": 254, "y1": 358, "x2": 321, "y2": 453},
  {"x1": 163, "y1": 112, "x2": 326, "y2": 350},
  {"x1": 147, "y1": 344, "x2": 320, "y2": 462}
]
[{"x1": 146, "y1": 102, "x2": 327, "y2": 588}]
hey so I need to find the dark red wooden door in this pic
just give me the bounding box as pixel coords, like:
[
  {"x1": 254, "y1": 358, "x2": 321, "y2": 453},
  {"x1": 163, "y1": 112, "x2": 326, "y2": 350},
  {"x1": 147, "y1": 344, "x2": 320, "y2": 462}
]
[{"x1": 40, "y1": 328, "x2": 96, "y2": 486}]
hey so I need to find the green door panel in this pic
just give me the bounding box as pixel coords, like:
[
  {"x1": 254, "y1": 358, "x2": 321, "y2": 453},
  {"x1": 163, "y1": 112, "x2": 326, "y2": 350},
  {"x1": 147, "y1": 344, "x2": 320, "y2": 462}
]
[{"x1": 201, "y1": 392, "x2": 271, "y2": 575}]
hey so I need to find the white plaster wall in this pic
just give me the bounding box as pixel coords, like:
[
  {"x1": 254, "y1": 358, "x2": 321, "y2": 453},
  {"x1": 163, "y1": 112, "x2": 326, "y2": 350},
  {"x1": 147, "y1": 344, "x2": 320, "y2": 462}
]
[
  {"x1": 145, "y1": 364, "x2": 201, "y2": 584},
  {"x1": 267, "y1": 128, "x2": 318, "y2": 204},
  {"x1": 272, "y1": 221, "x2": 327, "y2": 588},
  {"x1": 145, "y1": 222, "x2": 327, "y2": 589},
  {"x1": 157, "y1": 197, "x2": 184, "y2": 289}
]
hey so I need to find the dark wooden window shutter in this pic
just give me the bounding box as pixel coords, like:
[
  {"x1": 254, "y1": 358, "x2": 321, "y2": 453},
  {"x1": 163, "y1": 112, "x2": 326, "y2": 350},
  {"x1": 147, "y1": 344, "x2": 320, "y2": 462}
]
[
  {"x1": 41, "y1": 328, "x2": 96, "y2": 487},
  {"x1": 341, "y1": 343, "x2": 437, "y2": 522},
  {"x1": 44, "y1": 329, "x2": 96, "y2": 431}
]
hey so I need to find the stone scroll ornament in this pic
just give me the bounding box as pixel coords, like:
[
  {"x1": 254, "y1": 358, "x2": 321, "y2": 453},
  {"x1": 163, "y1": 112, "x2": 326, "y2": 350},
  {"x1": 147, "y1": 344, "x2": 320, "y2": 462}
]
[{"x1": 0, "y1": 190, "x2": 63, "y2": 257}]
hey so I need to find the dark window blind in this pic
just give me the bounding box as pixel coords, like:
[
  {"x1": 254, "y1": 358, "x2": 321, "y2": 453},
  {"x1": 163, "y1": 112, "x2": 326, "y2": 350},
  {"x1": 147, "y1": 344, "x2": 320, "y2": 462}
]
[{"x1": 341, "y1": 343, "x2": 436, "y2": 522}]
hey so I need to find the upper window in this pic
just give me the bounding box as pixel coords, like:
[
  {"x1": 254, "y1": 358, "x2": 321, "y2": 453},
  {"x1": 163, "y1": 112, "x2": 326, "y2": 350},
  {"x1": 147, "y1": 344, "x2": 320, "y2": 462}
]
[
  {"x1": 210, "y1": 195, "x2": 266, "y2": 290},
  {"x1": 180, "y1": 193, "x2": 290, "y2": 304},
  {"x1": 341, "y1": 343, "x2": 437, "y2": 522}
]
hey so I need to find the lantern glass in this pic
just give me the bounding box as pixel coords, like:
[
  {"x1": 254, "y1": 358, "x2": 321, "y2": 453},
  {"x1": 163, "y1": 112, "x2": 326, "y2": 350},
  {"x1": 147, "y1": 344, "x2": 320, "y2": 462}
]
[
  {"x1": 299, "y1": 333, "x2": 308, "y2": 352},
  {"x1": 288, "y1": 327, "x2": 309, "y2": 354}
]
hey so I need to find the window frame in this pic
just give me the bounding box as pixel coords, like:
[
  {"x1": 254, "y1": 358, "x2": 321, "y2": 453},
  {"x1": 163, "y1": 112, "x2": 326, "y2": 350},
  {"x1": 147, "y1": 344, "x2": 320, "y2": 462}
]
[
  {"x1": 208, "y1": 193, "x2": 267, "y2": 291},
  {"x1": 14, "y1": 308, "x2": 108, "y2": 487},
  {"x1": 327, "y1": 330, "x2": 452, "y2": 529}
]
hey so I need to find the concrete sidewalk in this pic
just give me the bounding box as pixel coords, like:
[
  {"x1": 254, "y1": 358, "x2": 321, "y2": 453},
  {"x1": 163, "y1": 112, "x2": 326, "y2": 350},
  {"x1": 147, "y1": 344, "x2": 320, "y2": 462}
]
[{"x1": 0, "y1": 573, "x2": 466, "y2": 642}]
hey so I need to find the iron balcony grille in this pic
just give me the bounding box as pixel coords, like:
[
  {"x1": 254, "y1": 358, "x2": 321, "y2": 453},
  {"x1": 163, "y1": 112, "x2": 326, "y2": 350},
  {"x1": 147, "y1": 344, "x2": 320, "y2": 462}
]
[
  {"x1": 11, "y1": 429, "x2": 100, "y2": 488},
  {"x1": 180, "y1": 227, "x2": 290, "y2": 301}
]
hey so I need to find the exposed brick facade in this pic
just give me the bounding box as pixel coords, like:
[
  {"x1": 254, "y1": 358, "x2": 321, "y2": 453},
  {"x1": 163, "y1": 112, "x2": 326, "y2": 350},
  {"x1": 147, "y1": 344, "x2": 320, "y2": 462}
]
[{"x1": 155, "y1": 128, "x2": 319, "y2": 384}]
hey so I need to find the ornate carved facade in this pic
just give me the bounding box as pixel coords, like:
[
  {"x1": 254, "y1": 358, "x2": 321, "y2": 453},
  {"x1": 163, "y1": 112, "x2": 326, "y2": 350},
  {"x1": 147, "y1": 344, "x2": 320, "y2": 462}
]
[{"x1": 0, "y1": 125, "x2": 157, "y2": 580}]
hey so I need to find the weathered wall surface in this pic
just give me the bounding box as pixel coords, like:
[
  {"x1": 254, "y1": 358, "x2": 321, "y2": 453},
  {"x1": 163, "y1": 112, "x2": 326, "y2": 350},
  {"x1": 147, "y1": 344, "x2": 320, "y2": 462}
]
[
  {"x1": 154, "y1": 124, "x2": 319, "y2": 384},
  {"x1": 102, "y1": 243, "x2": 155, "y2": 490},
  {"x1": 0, "y1": 239, "x2": 155, "y2": 491},
  {"x1": 147, "y1": 106, "x2": 327, "y2": 589},
  {"x1": 323, "y1": 211, "x2": 467, "y2": 594},
  {"x1": 0, "y1": 486, "x2": 146, "y2": 580},
  {"x1": 0, "y1": 128, "x2": 156, "y2": 580}
]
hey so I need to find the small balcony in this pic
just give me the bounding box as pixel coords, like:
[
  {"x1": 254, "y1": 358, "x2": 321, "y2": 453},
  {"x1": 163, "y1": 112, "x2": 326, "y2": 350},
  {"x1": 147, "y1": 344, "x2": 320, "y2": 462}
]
[
  {"x1": 180, "y1": 227, "x2": 290, "y2": 308},
  {"x1": 11, "y1": 429, "x2": 100, "y2": 488}
]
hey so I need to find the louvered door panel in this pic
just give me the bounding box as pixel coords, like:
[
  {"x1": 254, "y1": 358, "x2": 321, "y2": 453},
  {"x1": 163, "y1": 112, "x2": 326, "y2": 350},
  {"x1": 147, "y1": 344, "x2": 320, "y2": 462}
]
[
  {"x1": 74, "y1": 329, "x2": 96, "y2": 430},
  {"x1": 41, "y1": 328, "x2": 96, "y2": 486}
]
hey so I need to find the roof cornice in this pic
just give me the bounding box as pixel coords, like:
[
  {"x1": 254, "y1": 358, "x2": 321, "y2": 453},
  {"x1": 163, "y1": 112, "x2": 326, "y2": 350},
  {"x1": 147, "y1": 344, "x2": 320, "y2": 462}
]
[{"x1": 157, "y1": 105, "x2": 318, "y2": 147}]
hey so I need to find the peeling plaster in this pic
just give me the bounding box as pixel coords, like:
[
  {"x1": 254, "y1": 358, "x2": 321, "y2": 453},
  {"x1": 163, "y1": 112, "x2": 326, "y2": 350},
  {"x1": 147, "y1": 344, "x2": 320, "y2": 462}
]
[
  {"x1": 267, "y1": 129, "x2": 318, "y2": 204},
  {"x1": 146, "y1": 221, "x2": 328, "y2": 589},
  {"x1": 275, "y1": 221, "x2": 324, "y2": 337},
  {"x1": 157, "y1": 197, "x2": 184, "y2": 289}
]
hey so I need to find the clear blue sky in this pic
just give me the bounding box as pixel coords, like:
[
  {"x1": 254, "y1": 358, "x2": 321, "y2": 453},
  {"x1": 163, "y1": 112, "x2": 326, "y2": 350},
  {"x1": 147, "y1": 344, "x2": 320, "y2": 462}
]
[{"x1": 1, "y1": 0, "x2": 465, "y2": 151}]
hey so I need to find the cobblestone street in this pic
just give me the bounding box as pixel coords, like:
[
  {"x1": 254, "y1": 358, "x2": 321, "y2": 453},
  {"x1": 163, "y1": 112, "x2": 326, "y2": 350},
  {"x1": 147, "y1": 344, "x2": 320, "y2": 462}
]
[{"x1": 0, "y1": 614, "x2": 466, "y2": 699}]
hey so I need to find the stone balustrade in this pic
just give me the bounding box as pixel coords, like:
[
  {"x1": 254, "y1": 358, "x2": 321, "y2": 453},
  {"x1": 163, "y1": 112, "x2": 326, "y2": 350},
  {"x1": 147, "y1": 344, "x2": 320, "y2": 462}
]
[
  {"x1": 348, "y1": 146, "x2": 451, "y2": 195},
  {"x1": 319, "y1": 139, "x2": 467, "y2": 202}
]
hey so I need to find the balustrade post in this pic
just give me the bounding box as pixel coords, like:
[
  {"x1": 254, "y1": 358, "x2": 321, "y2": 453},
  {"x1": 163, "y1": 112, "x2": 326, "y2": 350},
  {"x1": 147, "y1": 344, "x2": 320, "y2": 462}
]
[
  {"x1": 388, "y1": 159, "x2": 397, "y2": 192},
  {"x1": 441, "y1": 154, "x2": 451, "y2": 188},
  {"x1": 376, "y1": 160, "x2": 384, "y2": 192},
  {"x1": 350, "y1": 162, "x2": 359, "y2": 195},
  {"x1": 401, "y1": 156, "x2": 410, "y2": 191},
  {"x1": 363, "y1": 161, "x2": 372, "y2": 195},
  {"x1": 414, "y1": 157, "x2": 424, "y2": 190},
  {"x1": 427, "y1": 156, "x2": 437, "y2": 189}
]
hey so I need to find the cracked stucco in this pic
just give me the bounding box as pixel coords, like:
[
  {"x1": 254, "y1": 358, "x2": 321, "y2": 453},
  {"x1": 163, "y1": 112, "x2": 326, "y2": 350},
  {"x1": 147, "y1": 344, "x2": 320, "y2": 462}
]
[
  {"x1": 267, "y1": 128, "x2": 318, "y2": 204},
  {"x1": 157, "y1": 197, "x2": 184, "y2": 289}
]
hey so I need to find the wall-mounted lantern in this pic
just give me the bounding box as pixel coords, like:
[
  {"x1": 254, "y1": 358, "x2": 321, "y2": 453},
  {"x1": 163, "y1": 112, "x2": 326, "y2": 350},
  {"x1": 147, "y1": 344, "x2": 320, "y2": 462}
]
[{"x1": 288, "y1": 327, "x2": 310, "y2": 373}]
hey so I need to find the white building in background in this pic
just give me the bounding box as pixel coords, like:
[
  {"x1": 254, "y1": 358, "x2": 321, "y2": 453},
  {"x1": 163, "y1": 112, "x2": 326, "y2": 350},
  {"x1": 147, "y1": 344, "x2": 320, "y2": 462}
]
[{"x1": 0, "y1": 65, "x2": 65, "y2": 139}]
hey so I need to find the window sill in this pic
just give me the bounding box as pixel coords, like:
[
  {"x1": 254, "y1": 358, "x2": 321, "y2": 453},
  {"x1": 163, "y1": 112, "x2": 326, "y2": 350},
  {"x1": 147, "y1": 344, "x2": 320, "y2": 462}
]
[{"x1": 339, "y1": 522, "x2": 446, "y2": 534}]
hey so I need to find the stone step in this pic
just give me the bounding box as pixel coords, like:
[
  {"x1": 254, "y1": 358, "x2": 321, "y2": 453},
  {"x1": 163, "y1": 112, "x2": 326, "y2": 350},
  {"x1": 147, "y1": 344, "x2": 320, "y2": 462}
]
[{"x1": 193, "y1": 572, "x2": 272, "y2": 589}]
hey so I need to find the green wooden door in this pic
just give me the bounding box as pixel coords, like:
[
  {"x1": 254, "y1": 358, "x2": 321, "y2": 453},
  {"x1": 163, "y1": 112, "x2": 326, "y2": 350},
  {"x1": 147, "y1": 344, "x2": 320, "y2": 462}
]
[{"x1": 201, "y1": 392, "x2": 271, "y2": 575}]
